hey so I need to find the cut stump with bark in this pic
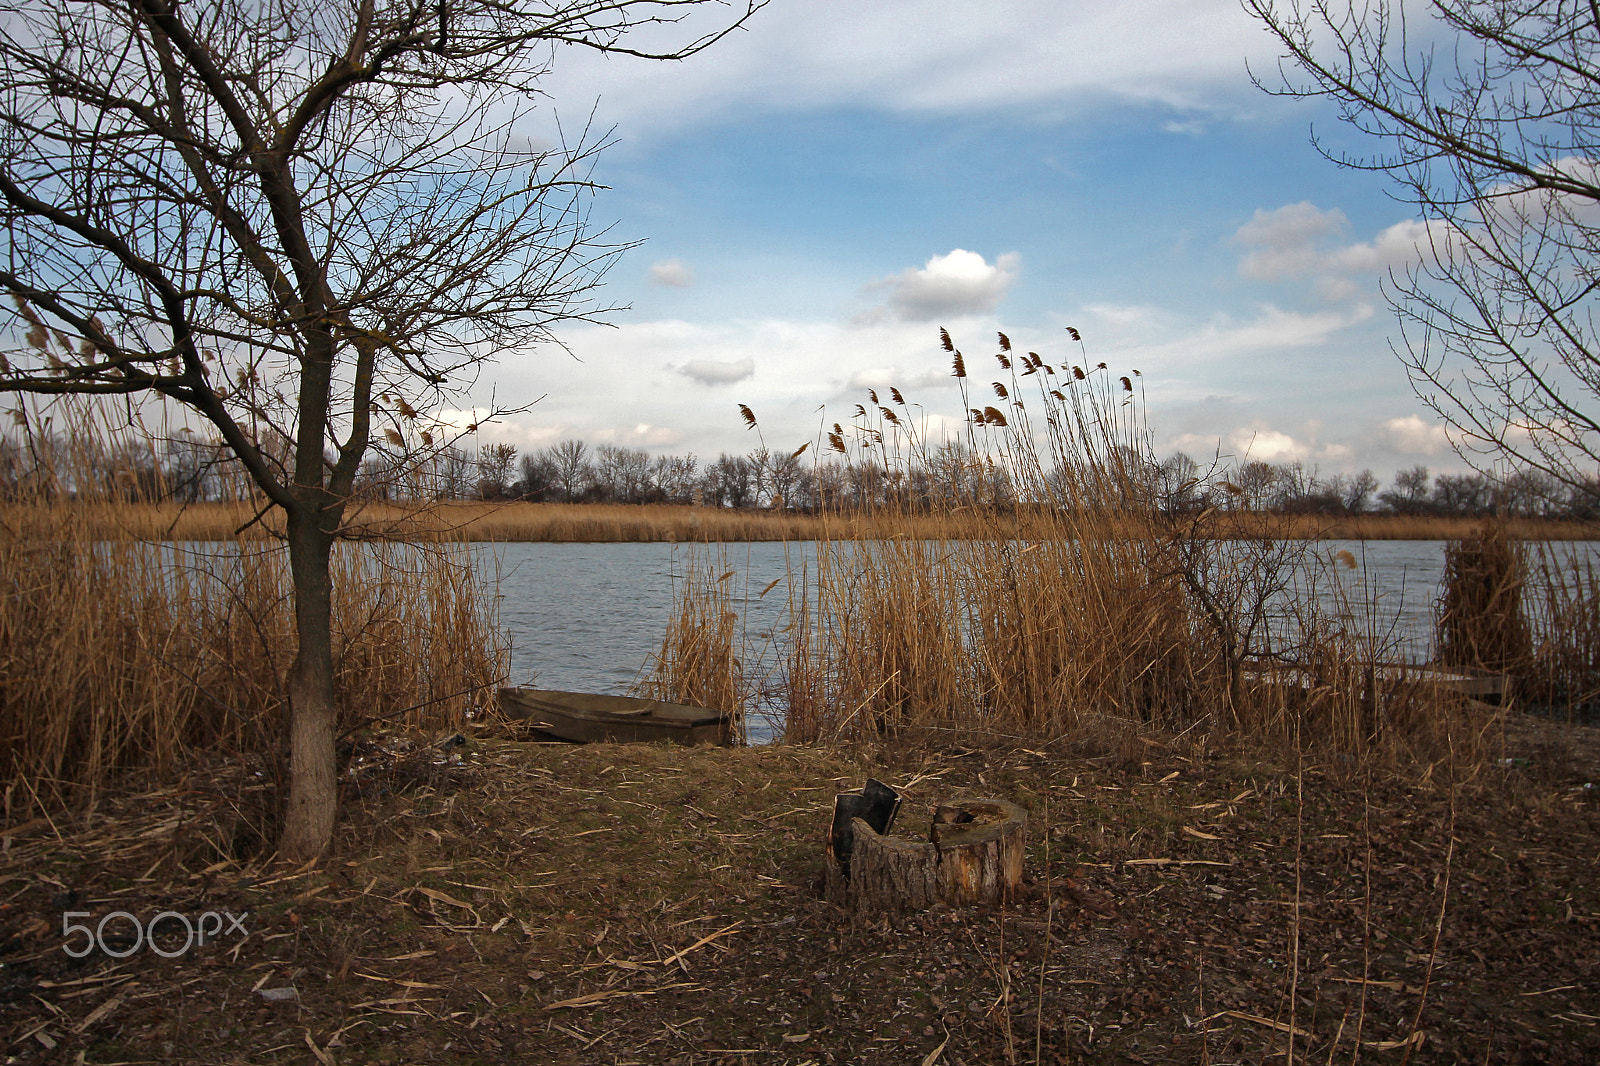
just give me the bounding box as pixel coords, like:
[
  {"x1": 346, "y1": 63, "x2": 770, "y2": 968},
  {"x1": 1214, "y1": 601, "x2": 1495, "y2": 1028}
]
[{"x1": 824, "y1": 796, "x2": 1027, "y2": 914}]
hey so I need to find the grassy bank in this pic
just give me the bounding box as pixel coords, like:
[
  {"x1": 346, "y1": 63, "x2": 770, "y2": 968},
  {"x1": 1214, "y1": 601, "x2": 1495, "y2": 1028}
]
[
  {"x1": 3, "y1": 718, "x2": 1597, "y2": 1064},
  {"x1": 4, "y1": 342, "x2": 1599, "y2": 1063},
  {"x1": 17, "y1": 498, "x2": 1600, "y2": 543}
]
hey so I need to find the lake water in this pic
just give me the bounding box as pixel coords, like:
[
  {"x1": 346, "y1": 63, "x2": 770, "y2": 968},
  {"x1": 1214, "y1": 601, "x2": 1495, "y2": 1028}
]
[
  {"x1": 485, "y1": 539, "x2": 1600, "y2": 740},
  {"x1": 490, "y1": 541, "x2": 799, "y2": 692},
  {"x1": 137, "y1": 536, "x2": 1598, "y2": 742}
]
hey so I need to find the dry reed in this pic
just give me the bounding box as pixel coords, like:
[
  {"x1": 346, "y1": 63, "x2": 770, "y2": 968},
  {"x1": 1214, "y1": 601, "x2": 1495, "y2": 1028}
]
[
  {"x1": 1524, "y1": 544, "x2": 1600, "y2": 720},
  {"x1": 651, "y1": 331, "x2": 1490, "y2": 765},
  {"x1": 635, "y1": 548, "x2": 747, "y2": 740},
  {"x1": 13, "y1": 498, "x2": 1595, "y2": 545},
  {"x1": 1436, "y1": 521, "x2": 1532, "y2": 674},
  {"x1": 0, "y1": 402, "x2": 507, "y2": 831}
]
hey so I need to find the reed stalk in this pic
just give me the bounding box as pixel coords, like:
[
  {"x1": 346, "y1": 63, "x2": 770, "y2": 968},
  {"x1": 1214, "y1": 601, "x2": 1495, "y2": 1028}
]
[
  {"x1": 637, "y1": 548, "x2": 748, "y2": 741},
  {"x1": 1436, "y1": 521, "x2": 1532, "y2": 675},
  {"x1": 0, "y1": 400, "x2": 507, "y2": 828},
  {"x1": 1524, "y1": 543, "x2": 1600, "y2": 720},
  {"x1": 649, "y1": 331, "x2": 1488, "y2": 764}
]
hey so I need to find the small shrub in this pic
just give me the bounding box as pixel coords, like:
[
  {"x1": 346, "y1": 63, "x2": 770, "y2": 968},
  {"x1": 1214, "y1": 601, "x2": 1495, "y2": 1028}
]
[{"x1": 1436, "y1": 521, "x2": 1531, "y2": 674}]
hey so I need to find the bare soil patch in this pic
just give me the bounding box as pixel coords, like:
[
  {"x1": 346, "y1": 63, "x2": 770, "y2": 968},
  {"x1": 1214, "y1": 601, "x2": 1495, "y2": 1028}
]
[{"x1": 4, "y1": 718, "x2": 1599, "y2": 1064}]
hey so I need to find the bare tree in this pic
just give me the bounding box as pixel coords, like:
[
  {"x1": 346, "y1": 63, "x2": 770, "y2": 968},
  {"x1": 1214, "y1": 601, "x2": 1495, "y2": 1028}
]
[
  {"x1": 1432, "y1": 471, "x2": 1492, "y2": 514},
  {"x1": 430, "y1": 445, "x2": 476, "y2": 500},
  {"x1": 1340, "y1": 469, "x2": 1380, "y2": 514},
  {"x1": 592, "y1": 442, "x2": 651, "y2": 502},
  {"x1": 0, "y1": 0, "x2": 762, "y2": 858},
  {"x1": 766, "y1": 445, "x2": 806, "y2": 508},
  {"x1": 1249, "y1": 0, "x2": 1600, "y2": 496},
  {"x1": 548, "y1": 438, "x2": 593, "y2": 502},
  {"x1": 703, "y1": 452, "x2": 753, "y2": 508},
  {"x1": 651, "y1": 452, "x2": 698, "y2": 503},
  {"x1": 517, "y1": 449, "x2": 558, "y2": 500},
  {"x1": 615, "y1": 446, "x2": 654, "y2": 502},
  {"x1": 476, "y1": 442, "x2": 518, "y2": 499},
  {"x1": 1380, "y1": 464, "x2": 1433, "y2": 514},
  {"x1": 1233, "y1": 460, "x2": 1279, "y2": 510},
  {"x1": 1155, "y1": 451, "x2": 1206, "y2": 516}
]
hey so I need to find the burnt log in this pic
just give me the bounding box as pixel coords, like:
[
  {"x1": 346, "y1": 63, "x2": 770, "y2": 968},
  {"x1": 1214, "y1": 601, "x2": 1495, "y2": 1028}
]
[
  {"x1": 826, "y1": 778, "x2": 901, "y2": 879},
  {"x1": 824, "y1": 797, "x2": 1026, "y2": 913}
]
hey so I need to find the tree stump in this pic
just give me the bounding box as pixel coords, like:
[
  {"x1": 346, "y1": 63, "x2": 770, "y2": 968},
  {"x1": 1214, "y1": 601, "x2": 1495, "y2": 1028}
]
[{"x1": 824, "y1": 797, "x2": 1027, "y2": 914}]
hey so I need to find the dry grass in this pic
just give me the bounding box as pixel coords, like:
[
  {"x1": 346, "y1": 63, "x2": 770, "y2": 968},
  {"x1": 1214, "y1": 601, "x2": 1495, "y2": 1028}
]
[
  {"x1": 30, "y1": 499, "x2": 959, "y2": 543},
  {"x1": 0, "y1": 407, "x2": 507, "y2": 833},
  {"x1": 636, "y1": 548, "x2": 748, "y2": 735},
  {"x1": 1525, "y1": 543, "x2": 1600, "y2": 719},
  {"x1": 6, "y1": 724, "x2": 1599, "y2": 1064},
  {"x1": 14, "y1": 498, "x2": 1597, "y2": 544},
  {"x1": 650, "y1": 332, "x2": 1495, "y2": 766},
  {"x1": 1211, "y1": 511, "x2": 1597, "y2": 542}
]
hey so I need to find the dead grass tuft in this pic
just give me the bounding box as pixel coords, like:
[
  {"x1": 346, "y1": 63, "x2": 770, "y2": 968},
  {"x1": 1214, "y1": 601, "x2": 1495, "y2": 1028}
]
[{"x1": 0, "y1": 401, "x2": 507, "y2": 838}]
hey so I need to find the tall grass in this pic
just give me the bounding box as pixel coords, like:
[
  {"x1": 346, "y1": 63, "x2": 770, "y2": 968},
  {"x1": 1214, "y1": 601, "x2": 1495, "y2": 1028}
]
[
  {"x1": 0, "y1": 401, "x2": 507, "y2": 828},
  {"x1": 635, "y1": 550, "x2": 748, "y2": 740},
  {"x1": 651, "y1": 331, "x2": 1487, "y2": 763},
  {"x1": 1436, "y1": 522, "x2": 1532, "y2": 674},
  {"x1": 1525, "y1": 544, "x2": 1600, "y2": 720}
]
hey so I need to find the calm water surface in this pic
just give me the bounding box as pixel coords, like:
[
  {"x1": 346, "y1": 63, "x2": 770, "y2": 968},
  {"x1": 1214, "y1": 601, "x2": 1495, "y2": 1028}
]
[
  {"x1": 151, "y1": 537, "x2": 1599, "y2": 742},
  {"x1": 490, "y1": 542, "x2": 796, "y2": 692},
  {"x1": 484, "y1": 538, "x2": 1600, "y2": 711}
]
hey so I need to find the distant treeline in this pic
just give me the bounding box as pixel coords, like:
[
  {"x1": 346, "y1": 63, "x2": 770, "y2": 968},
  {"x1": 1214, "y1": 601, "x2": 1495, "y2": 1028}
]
[{"x1": 4, "y1": 430, "x2": 1598, "y2": 520}]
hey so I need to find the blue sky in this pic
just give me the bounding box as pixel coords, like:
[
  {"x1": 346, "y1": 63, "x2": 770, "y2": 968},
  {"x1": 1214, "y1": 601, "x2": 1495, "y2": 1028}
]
[{"x1": 462, "y1": 0, "x2": 1462, "y2": 481}]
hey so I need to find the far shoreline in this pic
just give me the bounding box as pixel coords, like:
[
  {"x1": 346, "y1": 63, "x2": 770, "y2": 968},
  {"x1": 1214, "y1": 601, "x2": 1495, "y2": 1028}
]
[{"x1": 28, "y1": 499, "x2": 1600, "y2": 543}]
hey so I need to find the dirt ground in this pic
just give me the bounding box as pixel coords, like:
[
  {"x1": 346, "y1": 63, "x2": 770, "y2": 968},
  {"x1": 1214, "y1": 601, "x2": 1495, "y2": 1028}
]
[{"x1": 3, "y1": 715, "x2": 1599, "y2": 1065}]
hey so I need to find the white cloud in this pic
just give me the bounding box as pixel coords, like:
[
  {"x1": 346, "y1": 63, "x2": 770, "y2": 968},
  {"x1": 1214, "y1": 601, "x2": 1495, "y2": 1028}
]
[
  {"x1": 1234, "y1": 427, "x2": 1303, "y2": 462},
  {"x1": 649, "y1": 258, "x2": 695, "y2": 287},
  {"x1": 1082, "y1": 302, "x2": 1162, "y2": 329},
  {"x1": 679, "y1": 357, "x2": 754, "y2": 385},
  {"x1": 1178, "y1": 425, "x2": 1354, "y2": 467},
  {"x1": 1133, "y1": 304, "x2": 1372, "y2": 371},
  {"x1": 1327, "y1": 219, "x2": 1439, "y2": 274},
  {"x1": 1164, "y1": 426, "x2": 1353, "y2": 468},
  {"x1": 492, "y1": 422, "x2": 570, "y2": 450},
  {"x1": 1234, "y1": 202, "x2": 1349, "y2": 280},
  {"x1": 469, "y1": 314, "x2": 971, "y2": 460},
  {"x1": 592, "y1": 422, "x2": 686, "y2": 447},
  {"x1": 1382, "y1": 414, "x2": 1451, "y2": 455},
  {"x1": 537, "y1": 1, "x2": 1276, "y2": 142},
  {"x1": 1319, "y1": 442, "x2": 1354, "y2": 463},
  {"x1": 463, "y1": 306, "x2": 1467, "y2": 480},
  {"x1": 847, "y1": 365, "x2": 957, "y2": 394},
  {"x1": 879, "y1": 249, "x2": 1021, "y2": 321},
  {"x1": 1233, "y1": 205, "x2": 1448, "y2": 301},
  {"x1": 432, "y1": 407, "x2": 493, "y2": 432}
]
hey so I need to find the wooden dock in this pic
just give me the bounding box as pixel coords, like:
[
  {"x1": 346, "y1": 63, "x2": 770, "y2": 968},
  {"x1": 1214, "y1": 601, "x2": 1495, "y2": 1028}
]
[{"x1": 1243, "y1": 662, "x2": 1508, "y2": 699}]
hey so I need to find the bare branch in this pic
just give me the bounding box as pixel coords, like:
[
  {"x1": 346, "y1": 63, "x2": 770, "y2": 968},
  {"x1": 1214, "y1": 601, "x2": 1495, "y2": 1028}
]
[
  {"x1": 0, "y1": 0, "x2": 764, "y2": 857},
  {"x1": 1249, "y1": 0, "x2": 1600, "y2": 495}
]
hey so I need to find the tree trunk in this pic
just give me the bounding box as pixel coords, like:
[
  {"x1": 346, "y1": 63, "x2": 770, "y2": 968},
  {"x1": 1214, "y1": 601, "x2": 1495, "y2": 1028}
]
[
  {"x1": 827, "y1": 799, "x2": 1027, "y2": 914},
  {"x1": 278, "y1": 508, "x2": 339, "y2": 861}
]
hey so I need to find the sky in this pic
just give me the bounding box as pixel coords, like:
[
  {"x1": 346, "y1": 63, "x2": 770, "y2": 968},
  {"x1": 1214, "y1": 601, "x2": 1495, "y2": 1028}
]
[{"x1": 456, "y1": 0, "x2": 1463, "y2": 482}]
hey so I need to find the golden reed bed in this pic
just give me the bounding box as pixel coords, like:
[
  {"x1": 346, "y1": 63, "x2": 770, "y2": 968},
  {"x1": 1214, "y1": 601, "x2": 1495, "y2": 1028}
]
[{"x1": 40, "y1": 498, "x2": 1600, "y2": 543}]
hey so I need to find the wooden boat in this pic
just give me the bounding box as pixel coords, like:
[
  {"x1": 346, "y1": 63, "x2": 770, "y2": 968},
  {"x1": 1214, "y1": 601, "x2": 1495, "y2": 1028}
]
[{"x1": 497, "y1": 687, "x2": 733, "y2": 746}]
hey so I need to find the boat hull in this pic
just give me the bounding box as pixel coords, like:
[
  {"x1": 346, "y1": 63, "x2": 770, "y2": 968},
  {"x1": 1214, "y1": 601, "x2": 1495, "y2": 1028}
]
[{"x1": 497, "y1": 688, "x2": 733, "y2": 746}]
